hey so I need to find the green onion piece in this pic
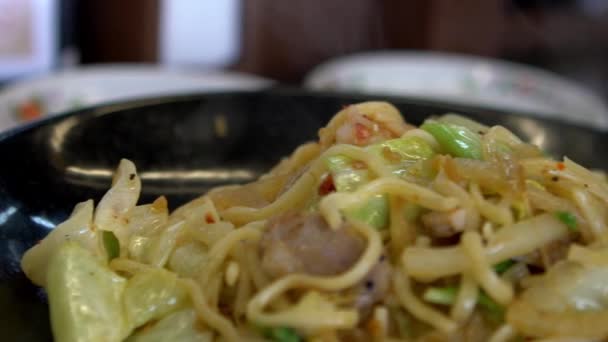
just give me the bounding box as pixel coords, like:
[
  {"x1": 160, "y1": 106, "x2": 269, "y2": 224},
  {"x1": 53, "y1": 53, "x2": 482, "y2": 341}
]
[
  {"x1": 478, "y1": 292, "x2": 505, "y2": 323},
  {"x1": 437, "y1": 113, "x2": 490, "y2": 134},
  {"x1": 421, "y1": 121, "x2": 482, "y2": 159},
  {"x1": 263, "y1": 327, "x2": 301, "y2": 342},
  {"x1": 347, "y1": 194, "x2": 389, "y2": 230},
  {"x1": 102, "y1": 230, "x2": 120, "y2": 261},
  {"x1": 493, "y1": 259, "x2": 516, "y2": 275},
  {"x1": 423, "y1": 286, "x2": 505, "y2": 323},
  {"x1": 555, "y1": 211, "x2": 578, "y2": 232},
  {"x1": 422, "y1": 286, "x2": 458, "y2": 305}
]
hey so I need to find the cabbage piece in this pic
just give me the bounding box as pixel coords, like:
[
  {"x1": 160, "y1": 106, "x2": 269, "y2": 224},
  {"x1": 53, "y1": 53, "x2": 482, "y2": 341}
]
[
  {"x1": 123, "y1": 268, "x2": 189, "y2": 328},
  {"x1": 168, "y1": 241, "x2": 209, "y2": 278},
  {"x1": 128, "y1": 235, "x2": 152, "y2": 262},
  {"x1": 169, "y1": 196, "x2": 220, "y2": 229},
  {"x1": 126, "y1": 309, "x2": 212, "y2": 342},
  {"x1": 421, "y1": 121, "x2": 482, "y2": 159},
  {"x1": 325, "y1": 155, "x2": 370, "y2": 192},
  {"x1": 46, "y1": 242, "x2": 130, "y2": 342},
  {"x1": 188, "y1": 221, "x2": 235, "y2": 247},
  {"x1": 128, "y1": 221, "x2": 185, "y2": 267},
  {"x1": 326, "y1": 136, "x2": 435, "y2": 191},
  {"x1": 94, "y1": 159, "x2": 141, "y2": 249},
  {"x1": 346, "y1": 194, "x2": 389, "y2": 230},
  {"x1": 21, "y1": 200, "x2": 97, "y2": 286},
  {"x1": 507, "y1": 258, "x2": 608, "y2": 339},
  {"x1": 367, "y1": 135, "x2": 435, "y2": 162},
  {"x1": 126, "y1": 196, "x2": 169, "y2": 237},
  {"x1": 325, "y1": 155, "x2": 389, "y2": 229}
]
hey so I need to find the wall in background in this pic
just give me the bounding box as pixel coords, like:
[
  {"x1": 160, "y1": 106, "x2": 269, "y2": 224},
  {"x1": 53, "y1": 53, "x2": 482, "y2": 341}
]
[
  {"x1": 159, "y1": 0, "x2": 240, "y2": 68},
  {"x1": 0, "y1": 0, "x2": 56, "y2": 81},
  {"x1": 5, "y1": 0, "x2": 607, "y2": 99},
  {"x1": 76, "y1": 0, "x2": 158, "y2": 63}
]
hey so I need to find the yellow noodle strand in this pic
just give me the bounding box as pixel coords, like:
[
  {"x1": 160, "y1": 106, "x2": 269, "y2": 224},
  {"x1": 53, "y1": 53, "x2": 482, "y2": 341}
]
[
  {"x1": 197, "y1": 222, "x2": 264, "y2": 287},
  {"x1": 263, "y1": 142, "x2": 321, "y2": 179},
  {"x1": 393, "y1": 269, "x2": 457, "y2": 333},
  {"x1": 233, "y1": 262, "x2": 252, "y2": 320},
  {"x1": 571, "y1": 187, "x2": 608, "y2": 244},
  {"x1": 488, "y1": 323, "x2": 517, "y2": 342},
  {"x1": 389, "y1": 196, "x2": 412, "y2": 259},
  {"x1": 450, "y1": 272, "x2": 478, "y2": 323},
  {"x1": 403, "y1": 214, "x2": 569, "y2": 281},
  {"x1": 182, "y1": 279, "x2": 240, "y2": 342},
  {"x1": 434, "y1": 170, "x2": 480, "y2": 231},
  {"x1": 461, "y1": 231, "x2": 513, "y2": 305},
  {"x1": 470, "y1": 183, "x2": 513, "y2": 226}
]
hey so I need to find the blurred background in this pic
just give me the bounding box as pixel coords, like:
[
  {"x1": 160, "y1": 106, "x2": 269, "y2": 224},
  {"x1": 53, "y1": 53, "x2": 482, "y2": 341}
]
[{"x1": 1, "y1": 0, "x2": 608, "y2": 130}]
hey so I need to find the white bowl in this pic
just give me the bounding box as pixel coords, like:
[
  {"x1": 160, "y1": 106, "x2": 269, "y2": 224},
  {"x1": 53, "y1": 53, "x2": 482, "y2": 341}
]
[
  {"x1": 0, "y1": 64, "x2": 273, "y2": 132},
  {"x1": 305, "y1": 51, "x2": 608, "y2": 129}
]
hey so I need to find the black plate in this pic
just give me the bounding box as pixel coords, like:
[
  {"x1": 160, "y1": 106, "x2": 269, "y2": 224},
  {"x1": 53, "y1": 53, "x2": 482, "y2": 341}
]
[{"x1": 0, "y1": 89, "x2": 606, "y2": 340}]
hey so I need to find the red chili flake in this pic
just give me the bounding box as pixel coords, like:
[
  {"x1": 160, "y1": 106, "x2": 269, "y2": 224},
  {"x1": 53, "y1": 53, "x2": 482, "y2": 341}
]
[
  {"x1": 17, "y1": 100, "x2": 43, "y2": 122},
  {"x1": 318, "y1": 174, "x2": 336, "y2": 196},
  {"x1": 556, "y1": 162, "x2": 565, "y2": 171},
  {"x1": 355, "y1": 123, "x2": 371, "y2": 143},
  {"x1": 205, "y1": 213, "x2": 215, "y2": 224}
]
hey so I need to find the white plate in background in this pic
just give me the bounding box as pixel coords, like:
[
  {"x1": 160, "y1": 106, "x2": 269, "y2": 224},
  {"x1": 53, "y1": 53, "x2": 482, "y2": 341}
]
[
  {"x1": 305, "y1": 51, "x2": 608, "y2": 130},
  {"x1": 0, "y1": 64, "x2": 273, "y2": 132}
]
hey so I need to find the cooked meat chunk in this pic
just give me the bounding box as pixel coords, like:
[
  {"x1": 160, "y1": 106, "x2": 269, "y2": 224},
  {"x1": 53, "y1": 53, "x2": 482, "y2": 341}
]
[
  {"x1": 260, "y1": 213, "x2": 365, "y2": 278},
  {"x1": 420, "y1": 209, "x2": 466, "y2": 238},
  {"x1": 260, "y1": 213, "x2": 392, "y2": 312}
]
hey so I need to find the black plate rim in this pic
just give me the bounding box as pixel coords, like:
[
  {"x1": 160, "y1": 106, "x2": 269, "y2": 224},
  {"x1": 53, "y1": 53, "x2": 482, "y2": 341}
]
[{"x1": 0, "y1": 87, "x2": 604, "y2": 145}]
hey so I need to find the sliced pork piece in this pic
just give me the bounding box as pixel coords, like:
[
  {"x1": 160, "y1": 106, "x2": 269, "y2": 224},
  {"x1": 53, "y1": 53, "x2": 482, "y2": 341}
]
[
  {"x1": 420, "y1": 209, "x2": 466, "y2": 238},
  {"x1": 260, "y1": 213, "x2": 392, "y2": 312},
  {"x1": 260, "y1": 213, "x2": 365, "y2": 277}
]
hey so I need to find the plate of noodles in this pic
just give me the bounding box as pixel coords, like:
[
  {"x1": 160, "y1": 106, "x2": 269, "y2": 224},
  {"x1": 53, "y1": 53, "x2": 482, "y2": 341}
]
[{"x1": 2, "y1": 89, "x2": 608, "y2": 341}]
